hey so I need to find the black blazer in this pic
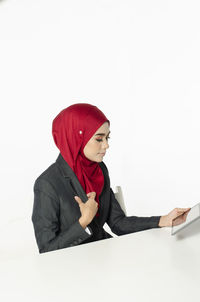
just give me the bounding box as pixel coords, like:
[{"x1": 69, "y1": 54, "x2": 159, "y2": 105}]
[{"x1": 32, "y1": 153, "x2": 161, "y2": 253}]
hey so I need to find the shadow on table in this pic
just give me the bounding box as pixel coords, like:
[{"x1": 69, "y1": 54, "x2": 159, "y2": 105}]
[{"x1": 175, "y1": 218, "x2": 200, "y2": 241}]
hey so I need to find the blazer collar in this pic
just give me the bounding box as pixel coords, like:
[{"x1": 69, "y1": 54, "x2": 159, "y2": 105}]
[
  {"x1": 55, "y1": 152, "x2": 75, "y2": 178},
  {"x1": 55, "y1": 152, "x2": 105, "y2": 178}
]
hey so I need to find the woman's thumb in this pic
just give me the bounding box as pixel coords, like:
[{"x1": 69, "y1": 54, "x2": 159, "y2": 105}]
[{"x1": 74, "y1": 196, "x2": 82, "y2": 204}]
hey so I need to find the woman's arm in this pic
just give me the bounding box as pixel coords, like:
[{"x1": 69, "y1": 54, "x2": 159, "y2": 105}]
[
  {"x1": 106, "y1": 188, "x2": 190, "y2": 234},
  {"x1": 106, "y1": 188, "x2": 161, "y2": 235},
  {"x1": 32, "y1": 178, "x2": 92, "y2": 253}
]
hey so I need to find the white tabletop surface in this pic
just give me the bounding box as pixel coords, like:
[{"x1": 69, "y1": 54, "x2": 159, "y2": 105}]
[{"x1": 1, "y1": 220, "x2": 200, "y2": 302}]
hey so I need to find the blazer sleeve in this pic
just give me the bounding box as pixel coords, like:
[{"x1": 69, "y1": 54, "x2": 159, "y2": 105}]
[
  {"x1": 106, "y1": 187, "x2": 162, "y2": 236},
  {"x1": 32, "y1": 178, "x2": 92, "y2": 253}
]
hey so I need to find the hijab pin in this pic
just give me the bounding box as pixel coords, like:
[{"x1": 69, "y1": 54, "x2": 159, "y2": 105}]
[{"x1": 79, "y1": 130, "x2": 83, "y2": 134}]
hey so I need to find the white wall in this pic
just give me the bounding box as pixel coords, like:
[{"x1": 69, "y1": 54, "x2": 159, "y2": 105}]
[{"x1": 0, "y1": 0, "x2": 200, "y2": 253}]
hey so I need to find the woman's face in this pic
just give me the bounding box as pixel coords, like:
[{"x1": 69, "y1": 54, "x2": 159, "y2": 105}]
[{"x1": 83, "y1": 122, "x2": 110, "y2": 162}]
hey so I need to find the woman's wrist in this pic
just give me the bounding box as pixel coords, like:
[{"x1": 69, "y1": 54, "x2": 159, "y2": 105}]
[
  {"x1": 158, "y1": 215, "x2": 167, "y2": 227},
  {"x1": 79, "y1": 217, "x2": 88, "y2": 229}
]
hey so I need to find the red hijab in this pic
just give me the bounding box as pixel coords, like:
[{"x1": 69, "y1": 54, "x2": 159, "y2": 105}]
[{"x1": 52, "y1": 103, "x2": 110, "y2": 217}]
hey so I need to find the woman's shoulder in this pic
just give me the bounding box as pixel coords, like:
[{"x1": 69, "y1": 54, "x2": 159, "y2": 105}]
[
  {"x1": 33, "y1": 162, "x2": 61, "y2": 197},
  {"x1": 35, "y1": 161, "x2": 58, "y2": 181}
]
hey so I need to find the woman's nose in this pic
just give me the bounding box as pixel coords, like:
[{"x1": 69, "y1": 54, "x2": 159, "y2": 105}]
[{"x1": 102, "y1": 139, "x2": 109, "y2": 149}]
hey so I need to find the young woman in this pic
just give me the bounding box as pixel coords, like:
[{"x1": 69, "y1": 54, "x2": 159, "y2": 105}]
[{"x1": 32, "y1": 103, "x2": 190, "y2": 253}]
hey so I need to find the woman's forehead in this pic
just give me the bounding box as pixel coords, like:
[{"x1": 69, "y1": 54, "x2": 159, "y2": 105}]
[{"x1": 94, "y1": 122, "x2": 110, "y2": 136}]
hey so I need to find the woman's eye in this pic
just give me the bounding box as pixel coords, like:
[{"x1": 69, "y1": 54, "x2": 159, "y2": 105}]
[{"x1": 96, "y1": 136, "x2": 111, "y2": 142}]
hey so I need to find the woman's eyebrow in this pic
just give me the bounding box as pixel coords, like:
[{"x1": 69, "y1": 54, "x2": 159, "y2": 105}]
[{"x1": 95, "y1": 131, "x2": 111, "y2": 136}]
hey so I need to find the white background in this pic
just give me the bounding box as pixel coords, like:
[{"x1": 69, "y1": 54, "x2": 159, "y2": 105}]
[{"x1": 0, "y1": 0, "x2": 200, "y2": 253}]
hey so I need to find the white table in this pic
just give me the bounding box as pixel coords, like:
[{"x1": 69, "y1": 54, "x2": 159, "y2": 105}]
[{"x1": 1, "y1": 220, "x2": 200, "y2": 302}]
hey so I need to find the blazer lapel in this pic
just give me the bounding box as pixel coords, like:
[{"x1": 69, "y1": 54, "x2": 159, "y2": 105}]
[
  {"x1": 55, "y1": 153, "x2": 106, "y2": 231},
  {"x1": 56, "y1": 153, "x2": 88, "y2": 203}
]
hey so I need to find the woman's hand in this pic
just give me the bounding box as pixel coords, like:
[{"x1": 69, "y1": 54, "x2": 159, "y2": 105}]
[
  {"x1": 159, "y1": 207, "x2": 191, "y2": 227},
  {"x1": 74, "y1": 192, "x2": 98, "y2": 228}
]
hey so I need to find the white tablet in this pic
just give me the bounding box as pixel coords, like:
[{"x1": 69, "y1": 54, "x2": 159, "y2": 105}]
[{"x1": 171, "y1": 202, "x2": 200, "y2": 235}]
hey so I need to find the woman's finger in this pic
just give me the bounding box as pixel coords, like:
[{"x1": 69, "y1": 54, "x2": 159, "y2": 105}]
[
  {"x1": 89, "y1": 191, "x2": 96, "y2": 198},
  {"x1": 87, "y1": 192, "x2": 96, "y2": 199},
  {"x1": 176, "y1": 208, "x2": 191, "y2": 212},
  {"x1": 74, "y1": 196, "x2": 82, "y2": 204}
]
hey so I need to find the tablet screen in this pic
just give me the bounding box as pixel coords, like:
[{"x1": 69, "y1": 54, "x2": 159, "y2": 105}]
[{"x1": 171, "y1": 203, "x2": 200, "y2": 235}]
